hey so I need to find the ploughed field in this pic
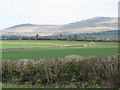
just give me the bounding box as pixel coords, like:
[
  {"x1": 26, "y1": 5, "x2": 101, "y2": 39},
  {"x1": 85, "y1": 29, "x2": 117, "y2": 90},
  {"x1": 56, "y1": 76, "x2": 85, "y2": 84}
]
[{"x1": 1, "y1": 40, "x2": 118, "y2": 60}]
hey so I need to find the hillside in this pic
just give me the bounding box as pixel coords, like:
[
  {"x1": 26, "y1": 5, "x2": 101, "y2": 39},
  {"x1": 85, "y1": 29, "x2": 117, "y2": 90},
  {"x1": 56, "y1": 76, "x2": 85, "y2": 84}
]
[{"x1": 2, "y1": 17, "x2": 118, "y2": 36}]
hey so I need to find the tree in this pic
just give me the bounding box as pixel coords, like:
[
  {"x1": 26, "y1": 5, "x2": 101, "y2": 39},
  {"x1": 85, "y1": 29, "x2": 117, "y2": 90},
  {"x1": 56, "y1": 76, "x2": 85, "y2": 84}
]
[
  {"x1": 57, "y1": 34, "x2": 65, "y2": 40},
  {"x1": 74, "y1": 34, "x2": 79, "y2": 40},
  {"x1": 36, "y1": 34, "x2": 39, "y2": 40}
]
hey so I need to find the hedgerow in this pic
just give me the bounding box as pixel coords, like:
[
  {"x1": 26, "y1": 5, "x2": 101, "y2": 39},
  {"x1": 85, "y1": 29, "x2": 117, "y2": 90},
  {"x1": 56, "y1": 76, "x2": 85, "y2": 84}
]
[{"x1": 2, "y1": 55, "x2": 120, "y2": 88}]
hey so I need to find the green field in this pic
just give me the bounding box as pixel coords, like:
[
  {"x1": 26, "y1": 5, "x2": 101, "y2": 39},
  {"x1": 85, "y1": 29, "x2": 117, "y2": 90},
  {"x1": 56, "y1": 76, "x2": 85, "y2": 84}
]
[
  {"x1": 2, "y1": 46, "x2": 118, "y2": 60},
  {"x1": 2, "y1": 44, "x2": 56, "y2": 48},
  {"x1": 1, "y1": 40, "x2": 118, "y2": 47},
  {"x1": 1, "y1": 40, "x2": 118, "y2": 60},
  {"x1": 1, "y1": 40, "x2": 119, "y2": 88}
]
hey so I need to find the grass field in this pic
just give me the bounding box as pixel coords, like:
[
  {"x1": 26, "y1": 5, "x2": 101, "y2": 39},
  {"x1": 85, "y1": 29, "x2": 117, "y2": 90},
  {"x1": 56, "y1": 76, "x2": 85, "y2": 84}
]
[
  {"x1": 1, "y1": 40, "x2": 119, "y2": 88},
  {"x1": 2, "y1": 44, "x2": 56, "y2": 48},
  {"x1": 1, "y1": 40, "x2": 118, "y2": 47},
  {"x1": 1, "y1": 40, "x2": 118, "y2": 60},
  {"x1": 2, "y1": 46, "x2": 118, "y2": 60}
]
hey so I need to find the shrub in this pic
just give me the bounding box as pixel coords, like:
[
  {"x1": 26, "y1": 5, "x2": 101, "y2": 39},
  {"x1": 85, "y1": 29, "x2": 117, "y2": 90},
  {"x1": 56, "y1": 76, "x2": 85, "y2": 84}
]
[{"x1": 1, "y1": 55, "x2": 119, "y2": 88}]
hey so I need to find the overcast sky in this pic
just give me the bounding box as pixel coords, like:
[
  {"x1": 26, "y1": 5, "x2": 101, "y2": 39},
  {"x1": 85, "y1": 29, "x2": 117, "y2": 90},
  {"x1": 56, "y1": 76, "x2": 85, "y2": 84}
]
[{"x1": 0, "y1": 0, "x2": 119, "y2": 29}]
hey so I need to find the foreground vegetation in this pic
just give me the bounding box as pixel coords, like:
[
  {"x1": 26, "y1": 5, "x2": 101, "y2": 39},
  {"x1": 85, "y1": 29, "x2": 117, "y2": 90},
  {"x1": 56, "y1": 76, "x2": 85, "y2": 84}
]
[{"x1": 2, "y1": 55, "x2": 119, "y2": 88}]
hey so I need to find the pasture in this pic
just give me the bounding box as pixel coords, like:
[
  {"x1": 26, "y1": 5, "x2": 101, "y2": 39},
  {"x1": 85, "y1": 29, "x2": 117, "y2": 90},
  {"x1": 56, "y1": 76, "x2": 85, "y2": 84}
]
[
  {"x1": 1, "y1": 40, "x2": 118, "y2": 47},
  {"x1": 1, "y1": 40, "x2": 119, "y2": 88},
  {"x1": 1, "y1": 40, "x2": 118, "y2": 60}
]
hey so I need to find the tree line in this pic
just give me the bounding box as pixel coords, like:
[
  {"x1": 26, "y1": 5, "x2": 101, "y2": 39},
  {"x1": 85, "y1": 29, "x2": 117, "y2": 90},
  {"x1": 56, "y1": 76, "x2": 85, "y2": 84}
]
[{"x1": 1, "y1": 34, "x2": 119, "y2": 42}]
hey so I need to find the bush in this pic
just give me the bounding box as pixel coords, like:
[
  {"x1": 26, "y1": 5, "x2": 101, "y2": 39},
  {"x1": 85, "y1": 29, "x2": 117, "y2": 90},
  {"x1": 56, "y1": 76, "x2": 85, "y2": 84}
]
[{"x1": 1, "y1": 55, "x2": 120, "y2": 88}]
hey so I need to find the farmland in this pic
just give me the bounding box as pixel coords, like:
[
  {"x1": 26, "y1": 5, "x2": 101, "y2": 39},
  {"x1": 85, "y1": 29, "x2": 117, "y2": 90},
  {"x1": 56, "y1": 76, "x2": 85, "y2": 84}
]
[
  {"x1": 1, "y1": 40, "x2": 118, "y2": 60},
  {"x1": 1, "y1": 40, "x2": 119, "y2": 88}
]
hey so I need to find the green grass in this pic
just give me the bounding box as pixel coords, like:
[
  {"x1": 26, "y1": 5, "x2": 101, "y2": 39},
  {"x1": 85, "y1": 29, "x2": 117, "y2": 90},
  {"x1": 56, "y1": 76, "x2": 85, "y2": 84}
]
[
  {"x1": 1, "y1": 44, "x2": 56, "y2": 48},
  {"x1": 1, "y1": 40, "x2": 118, "y2": 60},
  {"x1": 2, "y1": 46, "x2": 118, "y2": 61},
  {"x1": 2, "y1": 40, "x2": 118, "y2": 45},
  {"x1": 1, "y1": 40, "x2": 118, "y2": 49}
]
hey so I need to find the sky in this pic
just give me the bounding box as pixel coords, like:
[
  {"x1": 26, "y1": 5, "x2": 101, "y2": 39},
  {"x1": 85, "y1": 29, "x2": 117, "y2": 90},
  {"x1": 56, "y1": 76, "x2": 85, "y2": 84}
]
[{"x1": 0, "y1": 0, "x2": 119, "y2": 29}]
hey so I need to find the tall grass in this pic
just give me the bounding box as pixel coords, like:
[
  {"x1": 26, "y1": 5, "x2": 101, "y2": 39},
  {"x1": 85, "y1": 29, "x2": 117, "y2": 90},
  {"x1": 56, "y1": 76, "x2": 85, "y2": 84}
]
[{"x1": 2, "y1": 55, "x2": 119, "y2": 88}]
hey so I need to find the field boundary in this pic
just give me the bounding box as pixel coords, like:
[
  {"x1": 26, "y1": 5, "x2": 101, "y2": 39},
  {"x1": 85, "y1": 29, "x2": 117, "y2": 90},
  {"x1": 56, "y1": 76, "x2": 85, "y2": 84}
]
[
  {"x1": 2, "y1": 42, "x2": 55, "y2": 45},
  {"x1": 1, "y1": 44, "x2": 118, "y2": 50}
]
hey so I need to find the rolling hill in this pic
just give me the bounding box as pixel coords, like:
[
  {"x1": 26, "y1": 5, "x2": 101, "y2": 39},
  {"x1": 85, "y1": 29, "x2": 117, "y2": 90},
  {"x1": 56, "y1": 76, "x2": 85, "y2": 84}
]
[{"x1": 2, "y1": 17, "x2": 118, "y2": 36}]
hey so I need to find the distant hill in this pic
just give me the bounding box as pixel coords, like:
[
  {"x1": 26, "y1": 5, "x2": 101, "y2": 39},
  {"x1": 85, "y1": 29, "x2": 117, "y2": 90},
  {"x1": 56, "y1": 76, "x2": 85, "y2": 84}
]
[
  {"x1": 79, "y1": 30, "x2": 119, "y2": 39},
  {"x1": 60, "y1": 17, "x2": 117, "y2": 29},
  {"x1": 2, "y1": 17, "x2": 118, "y2": 36},
  {"x1": 6, "y1": 23, "x2": 39, "y2": 29}
]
